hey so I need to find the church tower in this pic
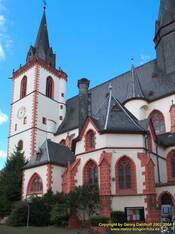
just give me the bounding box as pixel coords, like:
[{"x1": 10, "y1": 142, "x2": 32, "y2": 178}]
[
  {"x1": 7, "y1": 8, "x2": 67, "y2": 159},
  {"x1": 154, "y1": 0, "x2": 175, "y2": 74}
]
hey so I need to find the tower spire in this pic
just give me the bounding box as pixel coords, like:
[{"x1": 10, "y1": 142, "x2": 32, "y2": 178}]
[
  {"x1": 126, "y1": 60, "x2": 144, "y2": 101},
  {"x1": 26, "y1": 6, "x2": 56, "y2": 67}
]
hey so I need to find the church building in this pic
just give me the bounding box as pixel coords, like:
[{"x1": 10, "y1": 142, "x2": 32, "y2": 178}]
[{"x1": 7, "y1": 0, "x2": 175, "y2": 222}]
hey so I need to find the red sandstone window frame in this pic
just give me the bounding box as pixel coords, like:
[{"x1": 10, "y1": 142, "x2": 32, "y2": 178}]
[
  {"x1": 27, "y1": 173, "x2": 43, "y2": 195},
  {"x1": 60, "y1": 139, "x2": 66, "y2": 145},
  {"x1": 115, "y1": 156, "x2": 137, "y2": 195},
  {"x1": 20, "y1": 76, "x2": 27, "y2": 99},
  {"x1": 83, "y1": 159, "x2": 98, "y2": 185},
  {"x1": 85, "y1": 129, "x2": 96, "y2": 151},
  {"x1": 167, "y1": 150, "x2": 175, "y2": 182},
  {"x1": 149, "y1": 110, "x2": 166, "y2": 135},
  {"x1": 46, "y1": 76, "x2": 54, "y2": 99}
]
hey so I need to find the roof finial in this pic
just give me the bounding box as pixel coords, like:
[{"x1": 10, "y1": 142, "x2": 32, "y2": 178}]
[{"x1": 43, "y1": 0, "x2": 47, "y2": 11}]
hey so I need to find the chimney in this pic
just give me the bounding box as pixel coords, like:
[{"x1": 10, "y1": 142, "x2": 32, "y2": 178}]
[{"x1": 77, "y1": 78, "x2": 90, "y2": 131}]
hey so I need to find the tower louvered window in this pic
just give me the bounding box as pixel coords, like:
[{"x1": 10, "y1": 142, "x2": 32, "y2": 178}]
[
  {"x1": 46, "y1": 76, "x2": 54, "y2": 99},
  {"x1": 20, "y1": 76, "x2": 27, "y2": 99}
]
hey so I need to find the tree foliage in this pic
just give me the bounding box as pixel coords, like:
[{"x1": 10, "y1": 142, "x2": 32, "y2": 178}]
[{"x1": 0, "y1": 146, "x2": 26, "y2": 217}]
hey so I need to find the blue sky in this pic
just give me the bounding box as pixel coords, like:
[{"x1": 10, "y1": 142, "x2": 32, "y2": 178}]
[{"x1": 0, "y1": 0, "x2": 159, "y2": 169}]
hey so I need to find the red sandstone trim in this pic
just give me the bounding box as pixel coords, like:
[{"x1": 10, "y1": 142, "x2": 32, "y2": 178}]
[
  {"x1": 170, "y1": 105, "x2": 175, "y2": 132},
  {"x1": 157, "y1": 191, "x2": 175, "y2": 207},
  {"x1": 30, "y1": 64, "x2": 40, "y2": 157},
  {"x1": 79, "y1": 117, "x2": 100, "y2": 140},
  {"x1": 62, "y1": 159, "x2": 80, "y2": 193},
  {"x1": 47, "y1": 164, "x2": 53, "y2": 190},
  {"x1": 166, "y1": 150, "x2": 175, "y2": 182},
  {"x1": 99, "y1": 151, "x2": 112, "y2": 217},
  {"x1": 13, "y1": 58, "x2": 67, "y2": 81}
]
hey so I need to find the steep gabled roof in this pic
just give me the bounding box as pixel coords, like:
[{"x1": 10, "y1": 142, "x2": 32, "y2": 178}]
[
  {"x1": 92, "y1": 85, "x2": 146, "y2": 133},
  {"x1": 24, "y1": 140, "x2": 75, "y2": 169},
  {"x1": 56, "y1": 59, "x2": 175, "y2": 135}
]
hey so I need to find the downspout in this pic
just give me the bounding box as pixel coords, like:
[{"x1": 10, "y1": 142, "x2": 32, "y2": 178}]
[{"x1": 155, "y1": 143, "x2": 161, "y2": 183}]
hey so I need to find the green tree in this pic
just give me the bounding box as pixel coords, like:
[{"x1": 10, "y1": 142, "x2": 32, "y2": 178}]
[
  {"x1": 0, "y1": 146, "x2": 26, "y2": 217},
  {"x1": 67, "y1": 184, "x2": 100, "y2": 223}
]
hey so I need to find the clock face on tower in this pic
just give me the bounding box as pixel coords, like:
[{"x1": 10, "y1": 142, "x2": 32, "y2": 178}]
[{"x1": 17, "y1": 106, "x2": 26, "y2": 119}]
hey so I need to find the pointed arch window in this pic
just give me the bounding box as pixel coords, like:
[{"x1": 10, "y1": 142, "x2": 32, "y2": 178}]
[
  {"x1": 118, "y1": 160, "x2": 131, "y2": 189},
  {"x1": 85, "y1": 130, "x2": 96, "y2": 151},
  {"x1": 149, "y1": 110, "x2": 165, "y2": 135},
  {"x1": 27, "y1": 173, "x2": 43, "y2": 195},
  {"x1": 20, "y1": 76, "x2": 27, "y2": 99},
  {"x1": 116, "y1": 156, "x2": 137, "y2": 193},
  {"x1": 46, "y1": 76, "x2": 54, "y2": 99},
  {"x1": 83, "y1": 160, "x2": 98, "y2": 185}
]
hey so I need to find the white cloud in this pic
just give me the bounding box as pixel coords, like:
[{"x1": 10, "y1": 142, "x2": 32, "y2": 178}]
[
  {"x1": 140, "y1": 54, "x2": 151, "y2": 65},
  {"x1": 0, "y1": 109, "x2": 8, "y2": 124},
  {"x1": 0, "y1": 150, "x2": 6, "y2": 158},
  {"x1": 0, "y1": 0, "x2": 12, "y2": 62},
  {"x1": 0, "y1": 15, "x2": 5, "y2": 26},
  {"x1": 0, "y1": 44, "x2": 5, "y2": 60}
]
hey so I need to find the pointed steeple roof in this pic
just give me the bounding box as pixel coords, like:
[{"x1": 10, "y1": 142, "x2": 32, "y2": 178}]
[
  {"x1": 26, "y1": 9, "x2": 56, "y2": 67},
  {"x1": 158, "y1": 0, "x2": 175, "y2": 27},
  {"x1": 125, "y1": 62, "x2": 145, "y2": 101},
  {"x1": 35, "y1": 10, "x2": 50, "y2": 55},
  {"x1": 92, "y1": 85, "x2": 146, "y2": 133}
]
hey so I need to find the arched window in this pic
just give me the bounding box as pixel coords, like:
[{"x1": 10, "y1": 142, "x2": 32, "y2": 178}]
[
  {"x1": 116, "y1": 156, "x2": 136, "y2": 193},
  {"x1": 46, "y1": 76, "x2": 54, "y2": 99},
  {"x1": 60, "y1": 139, "x2": 66, "y2": 145},
  {"x1": 20, "y1": 76, "x2": 27, "y2": 99},
  {"x1": 85, "y1": 130, "x2": 95, "y2": 151},
  {"x1": 83, "y1": 160, "x2": 98, "y2": 185},
  {"x1": 27, "y1": 173, "x2": 43, "y2": 195},
  {"x1": 167, "y1": 150, "x2": 175, "y2": 181},
  {"x1": 149, "y1": 110, "x2": 165, "y2": 135},
  {"x1": 18, "y1": 140, "x2": 23, "y2": 151}
]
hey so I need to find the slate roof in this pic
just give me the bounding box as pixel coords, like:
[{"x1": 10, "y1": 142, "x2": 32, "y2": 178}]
[
  {"x1": 56, "y1": 59, "x2": 175, "y2": 135},
  {"x1": 157, "y1": 132, "x2": 175, "y2": 147},
  {"x1": 158, "y1": 0, "x2": 175, "y2": 27},
  {"x1": 125, "y1": 64, "x2": 145, "y2": 101},
  {"x1": 24, "y1": 140, "x2": 75, "y2": 169},
  {"x1": 26, "y1": 10, "x2": 56, "y2": 67},
  {"x1": 92, "y1": 86, "x2": 146, "y2": 133}
]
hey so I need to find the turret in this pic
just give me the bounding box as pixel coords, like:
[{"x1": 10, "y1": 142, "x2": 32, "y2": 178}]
[{"x1": 154, "y1": 0, "x2": 175, "y2": 74}]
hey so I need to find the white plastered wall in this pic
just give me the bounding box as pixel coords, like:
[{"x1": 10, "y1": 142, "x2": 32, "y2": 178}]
[{"x1": 52, "y1": 165, "x2": 65, "y2": 193}]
